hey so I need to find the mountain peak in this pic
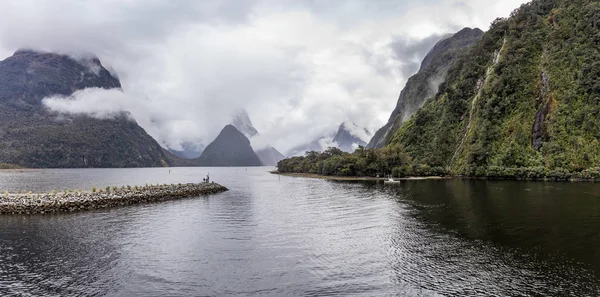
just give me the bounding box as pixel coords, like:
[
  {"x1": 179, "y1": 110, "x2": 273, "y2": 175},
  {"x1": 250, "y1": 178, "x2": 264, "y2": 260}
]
[
  {"x1": 339, "y1": 121, "x2": 370, "y2": 141},
  {"x1": 333, "y1": 121, "x2": 369, "y2": 152},
  {"x1": 454, "y1": 27, "x2": 484, "y2": 39},
  {"x1": 0, "y1": 49, "x2": 121, "y2": 107},
  {"x1": 0, "y1": 50, "x2": 170, "y2": 168},
  {"x1": 196, "y1": 124, "x2": 261, "y2": 166},
  {"x1": 419, "y1": 27, "x2": 483, "y2": 72},
  {"x1": 231, "y1": 109, "x2": 258, "y2": 138}
]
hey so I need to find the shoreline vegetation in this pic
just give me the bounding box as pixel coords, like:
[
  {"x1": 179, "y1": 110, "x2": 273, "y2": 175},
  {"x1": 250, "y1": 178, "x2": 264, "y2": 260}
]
[
  {"x1": 271, "y1": 171, "x2": 448, "y2": 181},
  {"x1": 0, "y1": 182, "x2": 228, "y2": 215},
  {"x1": 0, "y1": 163, "x2": 22, "y2": 170},
  {"x1": 276, "y1": 147, "x2": 600, "y2": 183},
  {"x1": 272, "y1": 171, "x2": 600, "y2": 183}
]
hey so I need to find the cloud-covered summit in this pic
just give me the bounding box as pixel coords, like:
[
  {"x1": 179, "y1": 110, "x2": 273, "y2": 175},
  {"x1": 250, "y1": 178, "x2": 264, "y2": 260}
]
[{"x1": 0, "y1": 0, "x2": 529, "y2": 153}]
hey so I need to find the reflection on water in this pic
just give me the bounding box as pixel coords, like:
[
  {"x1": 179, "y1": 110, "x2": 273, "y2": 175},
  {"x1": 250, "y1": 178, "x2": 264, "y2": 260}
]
[{"x1": 1, "y1": 168, "x2": 599, "y2": 296}]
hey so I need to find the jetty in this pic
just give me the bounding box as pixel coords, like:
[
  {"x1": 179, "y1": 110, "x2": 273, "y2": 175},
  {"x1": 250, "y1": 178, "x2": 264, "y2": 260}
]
[{"x1": 0, "y1": 182, "x2": 228, "y2": 215}]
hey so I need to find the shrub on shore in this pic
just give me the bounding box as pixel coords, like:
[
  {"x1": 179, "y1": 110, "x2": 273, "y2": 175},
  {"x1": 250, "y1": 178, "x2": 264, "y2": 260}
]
[
  {"x1": 0, "y1": 164, "x2": 21, "y2": 169},
  {"x1": 277, "y1": 146, "x2": 600, "y2": 180}
]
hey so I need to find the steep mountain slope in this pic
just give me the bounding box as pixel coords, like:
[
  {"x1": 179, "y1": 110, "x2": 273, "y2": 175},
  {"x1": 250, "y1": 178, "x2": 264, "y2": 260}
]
[
  {"x1": 256, "y1": 146, "x2": 286, "y2": 166},
  {"x1": 196, "y1": 125, "x2": 262, "y2": 166},
  {"x1": 390, "y1": 0, "x2": 600, "y2": 176},
  {"x1": 0, "y1": 50, "x2": 171, "y2": 168},
  {"x1": 368, "y1": 28, "x2": 484, "y2": 148},
  {"x1": 333, "y1": 122, "x2": 370, "y2": 152}
]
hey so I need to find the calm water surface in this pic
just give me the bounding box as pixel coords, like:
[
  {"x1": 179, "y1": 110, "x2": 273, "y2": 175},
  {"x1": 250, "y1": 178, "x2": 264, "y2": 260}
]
[{"x1": 1, "y1": 167, "x2": 600, "y2": 296}]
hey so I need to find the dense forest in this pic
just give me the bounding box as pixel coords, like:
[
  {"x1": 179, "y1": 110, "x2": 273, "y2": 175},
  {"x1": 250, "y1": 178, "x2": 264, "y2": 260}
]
[{"x1": 278, "y1": 0, "x2": 600, "y2": 180}]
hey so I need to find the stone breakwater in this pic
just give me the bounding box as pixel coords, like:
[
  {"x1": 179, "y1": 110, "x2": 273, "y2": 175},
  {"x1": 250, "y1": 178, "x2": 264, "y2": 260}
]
[{"x1": 0, "y1": 182, "x2": 228, "y2": 215}]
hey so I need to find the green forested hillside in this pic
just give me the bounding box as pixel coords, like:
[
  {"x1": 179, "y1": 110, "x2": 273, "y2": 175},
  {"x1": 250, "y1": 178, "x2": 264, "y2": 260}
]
[
  {"x1": 367, "y1": 27, "x2": 483, "y2": 148},
  {"x1": 278, "y1": 0, "x2": 600, "y2": 179},
  {"x1": 391, "y1": 0, "x2": 600, "y2": 177}
]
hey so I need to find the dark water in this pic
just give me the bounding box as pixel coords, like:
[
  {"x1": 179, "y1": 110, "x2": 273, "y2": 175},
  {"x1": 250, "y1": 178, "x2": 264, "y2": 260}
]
[{"x1": 1, "y1": 168, "x2": 600, "y2": 296}]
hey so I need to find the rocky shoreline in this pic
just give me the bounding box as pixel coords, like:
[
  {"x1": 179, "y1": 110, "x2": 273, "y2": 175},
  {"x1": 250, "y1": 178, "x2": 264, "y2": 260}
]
[{"x1": 0, "y1": 182, "x2": 228, "y2": 215}]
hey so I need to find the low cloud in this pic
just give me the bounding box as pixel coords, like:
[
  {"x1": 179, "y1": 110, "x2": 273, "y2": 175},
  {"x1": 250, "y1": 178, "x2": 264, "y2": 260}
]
[
  {"x1": 389, "y1": 33, "x2": 451, "y2": 77},
  {"x1": 0, "y1": 0, "x2": 528, "y2": 153},
  {"x1": 43, "y1": 88, "x2": 136, "y2": 120}
]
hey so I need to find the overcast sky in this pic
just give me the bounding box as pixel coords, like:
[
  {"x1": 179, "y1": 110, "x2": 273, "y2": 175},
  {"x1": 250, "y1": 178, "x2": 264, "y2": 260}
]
[{"x1": 0, "y1": 0, "x2": 528, "y2": 153}]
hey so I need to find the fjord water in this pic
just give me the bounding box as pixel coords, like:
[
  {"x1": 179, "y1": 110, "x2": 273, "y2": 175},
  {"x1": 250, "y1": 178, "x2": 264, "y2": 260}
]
[{"x1": 1, "y1": 168, "x2": 600, "y2": 296}]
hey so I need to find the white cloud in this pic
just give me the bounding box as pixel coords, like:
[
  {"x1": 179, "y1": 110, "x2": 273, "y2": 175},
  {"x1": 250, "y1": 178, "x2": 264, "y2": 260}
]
[{"x1": 0, "y1": 0, "x2": 529, "y2": 153}]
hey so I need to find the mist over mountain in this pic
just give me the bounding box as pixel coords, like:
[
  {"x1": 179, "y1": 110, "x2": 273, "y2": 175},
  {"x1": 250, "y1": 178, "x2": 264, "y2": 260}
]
[
  {"x1": 389, "y1": 0, "x2": 600, "y2": 175},
  {"x1": 286, "y1": 137, "x2": 332, "y2": 157},
  {"x1": 169, "y1": 142, "x2": 205, "y2": 159},
  {"x1": 286, "y1": 121, "x2": 370, "y2": 156},
  {"x1": 231, "y1": 109, "x2": 285, "y2": 165},
  {"x1": 0, "y1": 0, "x2": 526, "y2": 155},
  {"x1": 367, "y1": 27, "x2": 484, "y2": 149},
  {"x1": 232, "y1": 110, "x2": 259, "y2": 138},
  {"x1": 333, "y1": 122, "x2": 370, "y2": 152},
  {"x1": 280, "y1": 0, "x2": 600, "y2": 180},
  {"x1": 0, "y1": 50, "x2": 171, "y2": 168},
  {"x1": 0, "y1": 0, "x2": 531, "y2": 168},
  {"x1": 256, "y1": 147, "x2": 286, "y2": 166}
]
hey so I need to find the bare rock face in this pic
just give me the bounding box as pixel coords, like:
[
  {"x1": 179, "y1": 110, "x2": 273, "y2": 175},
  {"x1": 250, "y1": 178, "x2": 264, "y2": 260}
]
[{"x1": 0, "y1": 50, "x2": 172, "y2": 168}]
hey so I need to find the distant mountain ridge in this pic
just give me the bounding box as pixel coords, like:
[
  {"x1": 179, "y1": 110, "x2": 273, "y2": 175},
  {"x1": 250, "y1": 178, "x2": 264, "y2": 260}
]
[
  {"x1": 333, "y1": 122, "x2": 370, "y2": 152},
  {"x1": 287, "y1": 122, "x2": 370, "y2": 156},
  {"x1": 287, "y1": 136, "x2": 331, "y2": 157},
  {"x1": 0, "y1": 50, "x2": 172, "y2": 168}
]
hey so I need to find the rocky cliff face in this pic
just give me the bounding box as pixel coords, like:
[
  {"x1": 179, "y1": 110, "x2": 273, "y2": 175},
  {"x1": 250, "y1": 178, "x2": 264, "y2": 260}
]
[
  {"x1": 196, "y1": 125, "x2": 262, "y2": 166},
  {"x1": 389, "y1": 0, "x2": 600, "y2": 175},
  {"x1": 367, "y1": 28, "x2": 483, "y2": 148},
  {"x1": 0, "y1": 50, "x2": 171, "y2": 168}
]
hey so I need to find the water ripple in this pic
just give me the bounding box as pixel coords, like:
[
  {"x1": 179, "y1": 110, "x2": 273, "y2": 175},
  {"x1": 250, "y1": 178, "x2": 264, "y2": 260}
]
[{"x1": 0, "y1": 169, "x2": 600, "y2": 296}]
